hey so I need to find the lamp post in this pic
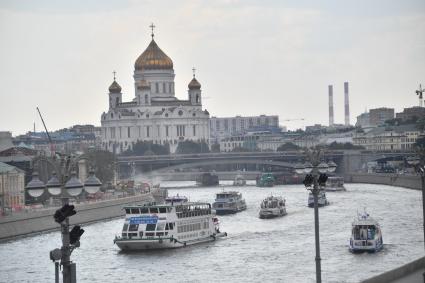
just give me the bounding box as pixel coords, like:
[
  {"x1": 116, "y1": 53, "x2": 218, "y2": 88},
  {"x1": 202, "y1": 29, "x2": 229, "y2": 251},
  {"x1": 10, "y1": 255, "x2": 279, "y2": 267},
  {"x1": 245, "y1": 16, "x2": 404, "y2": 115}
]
[
  {"x1": 25, "y1": 155, "x2": 101, "y2": 283},
  {"x1": 294, "y1": 150, "x2": 337, "y2": 283}
]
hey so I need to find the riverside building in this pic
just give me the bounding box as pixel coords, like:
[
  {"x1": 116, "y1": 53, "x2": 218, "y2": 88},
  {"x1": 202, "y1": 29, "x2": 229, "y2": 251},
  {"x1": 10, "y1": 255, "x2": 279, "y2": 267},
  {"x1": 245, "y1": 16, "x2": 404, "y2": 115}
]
[{"x1": 101, "y1": 27, "x2": 210, "y2": 154}]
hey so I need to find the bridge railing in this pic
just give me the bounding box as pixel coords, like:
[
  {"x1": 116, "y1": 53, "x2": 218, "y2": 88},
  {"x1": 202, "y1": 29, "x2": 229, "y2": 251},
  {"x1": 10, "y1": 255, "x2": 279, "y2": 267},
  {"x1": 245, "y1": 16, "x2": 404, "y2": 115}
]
[{"x1": 117, "y1": 150, "x2": 346, "y2": 162}]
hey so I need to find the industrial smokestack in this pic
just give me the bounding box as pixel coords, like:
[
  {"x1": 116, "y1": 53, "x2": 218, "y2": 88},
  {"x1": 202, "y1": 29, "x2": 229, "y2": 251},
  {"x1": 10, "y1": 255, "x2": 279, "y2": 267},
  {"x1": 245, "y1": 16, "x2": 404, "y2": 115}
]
[
  {"x1": 344, "y1": 82, "x2": 350, "y2": 126},
  {"x1": 328, "y1": 85, "x2": 334, "y2": 126}
]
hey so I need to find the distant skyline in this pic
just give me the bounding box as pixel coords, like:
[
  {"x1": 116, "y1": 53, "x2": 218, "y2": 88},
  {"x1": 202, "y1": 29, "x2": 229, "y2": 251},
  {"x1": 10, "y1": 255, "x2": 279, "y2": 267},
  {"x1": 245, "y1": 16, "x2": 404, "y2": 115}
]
[{"x1": 0, "y1": 0, "x2": 424, "y2": 135}]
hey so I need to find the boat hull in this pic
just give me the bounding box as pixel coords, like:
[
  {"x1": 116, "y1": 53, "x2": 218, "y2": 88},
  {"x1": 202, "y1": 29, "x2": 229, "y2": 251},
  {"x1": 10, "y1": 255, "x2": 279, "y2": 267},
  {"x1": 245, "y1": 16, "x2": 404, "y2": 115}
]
[
  {"x1": 308, "y1": 202, "x2": 329, "y2": 208},
  {"x1": 349, "y1": 239, "x2": 383, "y2": 253},
  {"x1": 115, "y1": 233, "x2": 227, "y2": 251},
  {"x1": 325, "y1": 186, "x2": 346, "y2": 192},
  {"x1": 259, "y1": 211, "x2": 287, "y2": 219},
  {"x1": 214, "y1": 206, "x2": 246, "y2": 215}
]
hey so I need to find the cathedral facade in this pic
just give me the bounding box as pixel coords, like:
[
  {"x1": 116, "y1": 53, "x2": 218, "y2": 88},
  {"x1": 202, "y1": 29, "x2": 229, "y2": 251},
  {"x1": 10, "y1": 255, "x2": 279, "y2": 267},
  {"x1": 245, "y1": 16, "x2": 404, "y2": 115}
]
[{"x1": 100, "y1": 32, "x2": 210, "y2": 154}]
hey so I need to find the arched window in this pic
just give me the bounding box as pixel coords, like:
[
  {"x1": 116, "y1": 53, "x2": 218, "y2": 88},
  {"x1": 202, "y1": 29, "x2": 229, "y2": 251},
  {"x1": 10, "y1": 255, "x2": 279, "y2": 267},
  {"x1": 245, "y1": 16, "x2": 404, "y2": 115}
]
[
  {"x1": 115, "y1": 97, "x2": 119, "y2": 107},
  {"x1": 145, "y1": 94, "x2": 149, "y2": 104},
  {"x1": 163, "y1": 82, "x2": 166, "y2": 93},
  {"x1": 196, "y1": 94, "x2": 199, "y2": 103},
  {"x1": 155, "y1": 82, "x2": 159, "y2": 93}
]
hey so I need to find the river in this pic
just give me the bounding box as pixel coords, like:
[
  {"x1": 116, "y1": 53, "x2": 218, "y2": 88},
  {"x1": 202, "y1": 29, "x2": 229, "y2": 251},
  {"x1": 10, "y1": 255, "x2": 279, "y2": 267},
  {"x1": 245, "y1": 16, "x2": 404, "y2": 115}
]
[{"x1": 0, "y1": 183, "x2": 423, "y2": 283}]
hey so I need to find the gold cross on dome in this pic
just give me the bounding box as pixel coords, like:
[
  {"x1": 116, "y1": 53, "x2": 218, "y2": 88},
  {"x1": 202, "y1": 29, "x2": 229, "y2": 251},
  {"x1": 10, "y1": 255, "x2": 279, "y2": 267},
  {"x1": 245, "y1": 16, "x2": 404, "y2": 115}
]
[
  {"x1": 113, "y1": 70, "x2": 116, "y2": 81},
  {"x1": 150, "y1": 23, "x2": 156, "y2": 39},
  {"x1": 192, "y1": 67, "x2": 196, "y2": 78}
]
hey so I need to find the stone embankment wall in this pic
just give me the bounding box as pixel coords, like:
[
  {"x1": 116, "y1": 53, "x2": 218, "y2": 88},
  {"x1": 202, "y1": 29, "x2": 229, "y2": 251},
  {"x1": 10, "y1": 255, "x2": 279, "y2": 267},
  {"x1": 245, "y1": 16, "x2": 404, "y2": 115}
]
[
  {"x1": 344, "y1": 173, "x2": 421, "y2": 190},
  {"x1": 0, "y1": 192, "x2": 161, "y2": 241},
  {"x1": 146, "y1": 171, "x2": 264, "y2": 181},
  {"x1": 361, "y1": 256, "x2": 425, "y2": 283}
]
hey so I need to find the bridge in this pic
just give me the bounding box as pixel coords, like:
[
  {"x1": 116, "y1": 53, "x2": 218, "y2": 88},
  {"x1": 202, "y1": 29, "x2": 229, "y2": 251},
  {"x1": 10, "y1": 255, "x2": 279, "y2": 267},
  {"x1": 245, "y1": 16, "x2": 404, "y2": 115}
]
[{"x1": 116, "y1": 150, "x2": 415, "y2": 177}]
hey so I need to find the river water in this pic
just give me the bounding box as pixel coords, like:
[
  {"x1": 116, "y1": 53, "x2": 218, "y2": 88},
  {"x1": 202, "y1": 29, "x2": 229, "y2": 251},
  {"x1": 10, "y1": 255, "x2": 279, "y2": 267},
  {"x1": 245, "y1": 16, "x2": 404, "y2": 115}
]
[{"x1": 0, "y1": 183, "x2": 423, "y2": 283}]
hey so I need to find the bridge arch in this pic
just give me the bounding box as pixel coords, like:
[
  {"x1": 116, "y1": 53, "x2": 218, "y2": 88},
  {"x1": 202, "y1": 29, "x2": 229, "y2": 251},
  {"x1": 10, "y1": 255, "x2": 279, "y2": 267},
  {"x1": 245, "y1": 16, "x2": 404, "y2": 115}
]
[{"x1": 153, "y1": 159, "x2": 296, "y2": 173}]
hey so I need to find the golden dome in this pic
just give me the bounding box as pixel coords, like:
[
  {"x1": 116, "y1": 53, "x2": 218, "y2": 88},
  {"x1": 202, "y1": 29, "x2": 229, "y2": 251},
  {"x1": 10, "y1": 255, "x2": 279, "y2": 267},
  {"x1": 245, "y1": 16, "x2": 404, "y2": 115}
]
[
  {"x1": 109, "y1": 80, "x2": 122, "y2": 93},
  {"x1": 135, "y1": 39, "x2": 173, "y2": 71},
  {"x1": 188, "y1": 77, "x2": 201, "y2": 90}
]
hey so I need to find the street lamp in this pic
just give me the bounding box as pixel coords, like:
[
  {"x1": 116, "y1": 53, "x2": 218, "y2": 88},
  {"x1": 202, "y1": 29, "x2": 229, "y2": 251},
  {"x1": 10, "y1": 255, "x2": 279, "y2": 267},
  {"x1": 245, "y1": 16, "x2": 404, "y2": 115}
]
[
  {"x1": 294, "y1": 150, "x2": 337, "y2": 283},
  {"x1": 26, "y1": 156, "x2": 102, "y2": 283}
]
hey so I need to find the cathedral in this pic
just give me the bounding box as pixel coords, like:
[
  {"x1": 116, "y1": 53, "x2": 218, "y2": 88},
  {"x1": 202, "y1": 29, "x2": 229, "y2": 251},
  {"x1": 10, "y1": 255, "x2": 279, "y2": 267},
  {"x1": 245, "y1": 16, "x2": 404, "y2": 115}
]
[{"x1": 100, "y1": 28, "x2": 210, "y2": 154}]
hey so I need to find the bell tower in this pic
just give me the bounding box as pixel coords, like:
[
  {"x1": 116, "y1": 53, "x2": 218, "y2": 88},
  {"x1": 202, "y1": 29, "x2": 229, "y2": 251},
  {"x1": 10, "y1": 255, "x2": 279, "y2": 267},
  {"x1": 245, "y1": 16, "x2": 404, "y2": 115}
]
[
  {"x1": 108, "y1": 71, "x2": 122, "y2": 109},
  {"x1": 188, "y1": 67, "x2": 202, "y2": 106}
]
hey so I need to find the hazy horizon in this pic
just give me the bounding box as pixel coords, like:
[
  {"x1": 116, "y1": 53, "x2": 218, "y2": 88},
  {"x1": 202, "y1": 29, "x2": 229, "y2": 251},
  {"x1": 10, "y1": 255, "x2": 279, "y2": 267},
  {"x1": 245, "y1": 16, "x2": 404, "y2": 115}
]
[{"x1": 1, "y1": 0, "x2": 424, "y2": 136}]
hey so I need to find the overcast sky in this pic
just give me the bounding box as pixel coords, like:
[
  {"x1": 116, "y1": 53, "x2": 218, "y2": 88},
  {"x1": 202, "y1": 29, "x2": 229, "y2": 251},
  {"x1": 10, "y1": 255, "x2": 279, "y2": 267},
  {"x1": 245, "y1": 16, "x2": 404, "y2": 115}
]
[{"x1": 0, "y1": 0, "x2": 424, "y2": 135}]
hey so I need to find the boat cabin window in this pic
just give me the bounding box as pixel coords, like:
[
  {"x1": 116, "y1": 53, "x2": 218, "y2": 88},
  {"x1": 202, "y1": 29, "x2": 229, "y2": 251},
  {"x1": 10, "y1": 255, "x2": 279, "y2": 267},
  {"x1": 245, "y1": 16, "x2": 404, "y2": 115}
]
[
  {"x1": 130, "y1": 208, "x2": 140, "y2": 214},
  {"x1": 156, "y1": 222, "x2": 165, "y2": 231},
  {"x1": 140, "y1": 207, "x2": 149, "y2": 214},
  {"x1": 146, "y1": 224, "x2": 156, "y2": 231},
  {"x1": 128, "y1": 224, "x2": 139, "y2": 231},
  {"x1": 168, "y1": 223, "x2": 174, "y2": 230},
  {"x1": 150, "y1": 207, "x2": 159, "y2": 214},
  {"x1": 125, "y1": 208, "x2": 131, "y2": 214},
  {"x1": 159, "y1": 207, "x2": 167, "y2": 214},
  {"x1": 122, "y1": 224, "x2": 128, "y2": 231}
]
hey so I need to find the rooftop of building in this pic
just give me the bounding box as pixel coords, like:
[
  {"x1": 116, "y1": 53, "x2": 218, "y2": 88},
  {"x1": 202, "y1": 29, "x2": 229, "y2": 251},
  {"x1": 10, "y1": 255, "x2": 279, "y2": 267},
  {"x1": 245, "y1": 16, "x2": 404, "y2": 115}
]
[{"x1": 0, "y1": 161, "x2": 25, "y2": 173}]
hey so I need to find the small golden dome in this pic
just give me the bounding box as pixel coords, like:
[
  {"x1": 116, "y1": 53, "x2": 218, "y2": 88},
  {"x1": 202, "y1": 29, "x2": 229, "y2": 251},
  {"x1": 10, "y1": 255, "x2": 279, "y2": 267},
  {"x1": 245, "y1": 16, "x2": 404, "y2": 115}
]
[
  {"x1": 109, "y1": 80, "x2": 122, "y2": 93},
  {"x1": 135, "y1": 39, "x2": 173, "y2": 71},
  {"x1": 188, "y1": 77, "x2": 201, "y2": 90}
]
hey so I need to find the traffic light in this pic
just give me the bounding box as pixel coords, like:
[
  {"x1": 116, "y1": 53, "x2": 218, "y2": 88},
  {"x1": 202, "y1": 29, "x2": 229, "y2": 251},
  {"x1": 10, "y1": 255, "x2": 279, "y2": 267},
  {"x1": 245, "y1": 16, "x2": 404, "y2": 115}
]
[
  {"x1": 54, "y1": 204, "x2": 76, "y2": 223},
  {"x1": 69, "y1": 225, "x2": 84, "y2": 245},
  {"x1": 318, "y1": 174, "x2": 328, "y2": 186},
  {"x1": 303, "y1": 174, "x2": 314, "y2": 187}
]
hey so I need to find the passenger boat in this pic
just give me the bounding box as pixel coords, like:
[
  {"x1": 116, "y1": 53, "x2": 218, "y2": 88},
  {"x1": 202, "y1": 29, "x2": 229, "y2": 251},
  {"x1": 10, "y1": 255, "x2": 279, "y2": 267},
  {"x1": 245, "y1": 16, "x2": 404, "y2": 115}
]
[
  {"x1": 256, "y1": 173, "x2": 275, "y2": 187},
  {"x1": 196, "y1": 172, "x2": 219, "y2": 186},
  {"x1": 307, "y1": 190, "x2": 329, "y2": 207},
  {"x1": 233, "y1": 174, "x2": 246, "y2": 186},
  {"x1": 349, "y1": 211, "x2": 383, "y2": 253},
  {"x1": 259, "y1": 195, "x2": 287, "y2": 219},
  {"x1": 325, "y1": 176, "x2": 346, "y2": 192},
  {"x1": 114, "y1": 202, "x2": 227, "y2": 251},
  {"x1": 212, "y1": 191, "x2": 247, "y2": 215},
  {"x1": 165, "y1": 194, "x2": 188, "y2": 205}
]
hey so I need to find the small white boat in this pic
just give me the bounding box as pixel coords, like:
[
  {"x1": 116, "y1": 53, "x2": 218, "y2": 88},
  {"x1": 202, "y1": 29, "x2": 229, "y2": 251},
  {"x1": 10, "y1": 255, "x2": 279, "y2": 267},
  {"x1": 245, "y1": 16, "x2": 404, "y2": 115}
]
[
  {"x1": 307, "y1": 190, "x2": 329, "y2": 207},
  {"x1": 349, "y1": 211, "x2": 383, "y2": 253},
  {"x1": 114, "y1": 202, "x2": 227, "y2": 251},
  {"x1": 325, "y1": 176, "x2": 346, "y2": 192},
  {"x1": 259, "y1": 195, "x2": 287, "y2": 219},
  {"x1": 212, "y1": 191, "x2": 247, "y2": 215},
  {"x1": 233, "y1": 175, "x2": 246, "y2": 186}
]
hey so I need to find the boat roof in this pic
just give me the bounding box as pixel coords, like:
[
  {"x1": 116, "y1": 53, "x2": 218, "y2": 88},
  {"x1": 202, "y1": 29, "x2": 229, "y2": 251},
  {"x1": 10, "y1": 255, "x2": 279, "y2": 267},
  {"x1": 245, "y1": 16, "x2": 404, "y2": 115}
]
[
  {"x1": 217, "y1": 191, "x2": 241, "y2": 194},
  {"x1": 123, "y1": 202, "x2": 210, "y2": 209},
  {"x1": 328, "y1": 176, "x2": 344, "y2": 180},
  {"x1": 352, "y1": 215, "x2": 380, "y2": 226},
  {"x1": 263, "y1": 195, "x2": 284, "y2": 200}
]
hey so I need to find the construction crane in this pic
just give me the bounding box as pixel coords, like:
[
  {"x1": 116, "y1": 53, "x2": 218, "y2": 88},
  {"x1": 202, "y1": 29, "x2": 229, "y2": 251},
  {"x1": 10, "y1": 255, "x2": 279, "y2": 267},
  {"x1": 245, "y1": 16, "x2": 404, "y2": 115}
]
[{"x1": 36, "y1": 107, "x2": 55, "y2": 155}]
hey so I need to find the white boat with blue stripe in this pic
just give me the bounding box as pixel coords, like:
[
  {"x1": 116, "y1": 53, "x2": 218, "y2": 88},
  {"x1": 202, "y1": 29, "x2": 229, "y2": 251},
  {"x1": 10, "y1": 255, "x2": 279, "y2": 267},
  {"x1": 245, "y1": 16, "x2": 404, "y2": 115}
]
[
  {"x1": 349, "y1": 211, "x2": 383, "y2": 253},
  {"x1": 114, "y1": 202, "x2": 226, "y2": 251}
]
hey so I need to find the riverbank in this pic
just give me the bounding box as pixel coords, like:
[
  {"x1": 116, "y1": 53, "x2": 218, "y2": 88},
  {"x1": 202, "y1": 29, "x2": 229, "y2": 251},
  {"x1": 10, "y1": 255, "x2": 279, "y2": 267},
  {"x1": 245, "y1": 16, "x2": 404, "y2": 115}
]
[
  {"x1": 0, "y1": 188, "x2": 166, "y2": 241},
  {"x1": 344, "y1": 173, "x2": 421, "y2": 190}
]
